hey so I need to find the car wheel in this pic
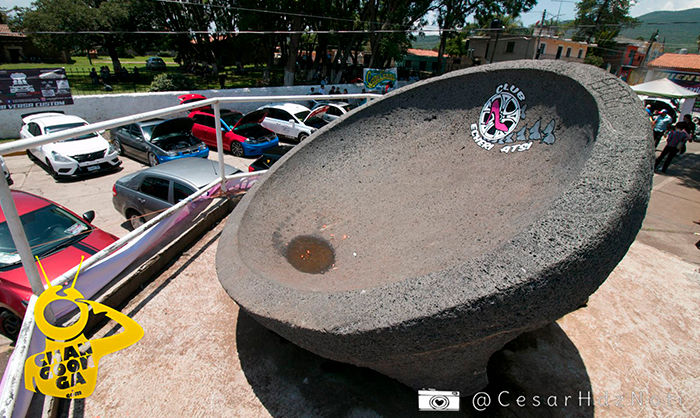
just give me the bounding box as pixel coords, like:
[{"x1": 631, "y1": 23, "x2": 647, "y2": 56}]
[
  {"x1": 230, "y1": 142, "x2": 244, "y2": 157},
  {"x1": 45, "y1": 159, "x2": 58, "y2": 180},
  {"x1": 148, "y1": 152, "x2": 159, "y2": 167},
  {"x1": 127, "y1": 209, "x2": 146, "y2": 230},
  {"x1": 298, "y1": 133, "x2": 309, "y2": 142},
  {"x1": 113, "y1": 139, "x2": 124, "y2": 155},
  {"x1": 0, "y1": 310, "x2": 21, "y2": 340}
]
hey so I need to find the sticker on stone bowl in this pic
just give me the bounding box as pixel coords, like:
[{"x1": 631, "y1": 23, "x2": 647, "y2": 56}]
[{"x1": 471, "y1": 83, "x2": 556, "y2": 154}]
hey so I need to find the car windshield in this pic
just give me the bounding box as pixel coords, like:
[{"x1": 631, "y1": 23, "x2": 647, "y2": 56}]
[
  {"x1": 0, "y1": 205, "x2": 91, "y2": 269},
  {"x1": 141, "y1": 125, "x2": 155, "y2": 141},
  {"x1": 295, "y1": 111, "x2": 310, "y2": 122},
  {"x1": 45, "y1": 122, "x2": 98, "y2": 141},
  {"x1": 221, "y1": 113, "x2": 243, "y2": 129}
]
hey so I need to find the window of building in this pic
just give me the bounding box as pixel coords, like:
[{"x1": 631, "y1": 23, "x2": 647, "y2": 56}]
[
  {"x1": 556, "y1": 46, "x2": 563, "y2": 59},
  {"x1": 405, "y1": 60, "x2": 412, "y2": 68},
  {"x1": 419, "y1": 61, "x2": 426, "y2": 71},
  {"x1": 566, "y1": 47, "x2": 572, "y2": 58},
  {"x1": 539, "y1": 43, "x2": 547, "y2": 56},
  {"x1": 577, "y1": 49, "x2": 583, "y2": 59},
  {"x1": 505, "y1": 42, "x2": 515, "y2": 53}
]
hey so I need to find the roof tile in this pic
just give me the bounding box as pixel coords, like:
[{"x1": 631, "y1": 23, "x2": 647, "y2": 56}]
[{"x1": 648, "y1": 53, "x2": 700, "y2": 72}]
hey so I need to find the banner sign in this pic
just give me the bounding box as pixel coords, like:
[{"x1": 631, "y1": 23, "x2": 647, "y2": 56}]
[
  {"x1": 363, "y1": 68, "x2": 397, "y2": 90},
  {"x1": 0, "y1": 68, "x2": 73, "y2": 110},
  {"x1": 653, "y1": 70, "x2": 700, "y2": 113}
]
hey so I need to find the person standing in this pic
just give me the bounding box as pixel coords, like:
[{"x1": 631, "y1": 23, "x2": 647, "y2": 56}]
[
  {"x1": 654, "y1": 124, "x2": 689, "y2": 173},
  {"x1": 652, "y1": 109, "x2": 673, "y2": 148},
  {"x1": 676, "y1": 114, "x2": 696, "y2": 141}
]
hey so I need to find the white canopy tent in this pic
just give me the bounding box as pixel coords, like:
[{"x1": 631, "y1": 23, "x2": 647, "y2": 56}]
[{"x1": 631, "y1": 78, "x2": 699, "y2": 116}]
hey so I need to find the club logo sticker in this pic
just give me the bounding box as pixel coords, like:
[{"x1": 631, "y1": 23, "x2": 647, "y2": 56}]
[
  {"x1": 24, "y1": 257, "x2": 143, "y2": 399},
  {"x1": 471, "y1": 83, "x2": 557, "y2": 154}
]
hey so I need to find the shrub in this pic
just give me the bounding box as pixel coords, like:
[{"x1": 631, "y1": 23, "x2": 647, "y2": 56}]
[
  {"x1": 157, "y1": 51, "x2": 175, "y2": 57},
  {"x1": 584, "y1": 54, "x2": 604, "y2": 68},
  {"x1": 149, "y1": 73, "x2": 195, "y2": 92}
]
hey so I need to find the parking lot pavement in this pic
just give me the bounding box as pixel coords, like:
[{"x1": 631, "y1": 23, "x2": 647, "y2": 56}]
[{"x1": 4, "y1": 149, "x2": 258, "y2": 238}]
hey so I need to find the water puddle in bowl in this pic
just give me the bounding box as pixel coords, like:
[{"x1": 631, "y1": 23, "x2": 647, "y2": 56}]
[{"x1": 285, "y1": 235, "x2": 335, "y2": 274}]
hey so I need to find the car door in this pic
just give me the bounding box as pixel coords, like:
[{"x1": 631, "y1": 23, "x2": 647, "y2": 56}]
[
  {"x1": 128, "y1": 125, "x2": 150, "y2": 161},
  {"x1": 268, "y1": 109, "x2": 293, "y2": 138},
  {"x1": 112, "y1": 125, "x2": 134, "y2": 156},
  {"x1": 172, "y1": 181, "x2": 197, "y2": 204},
  {"x1": 26, "y1": 123, "x2": 44, "y2": 160},
  {"x1": 191, "y1": 114, "x2": 217, "y2": 147},
  {"x1": 136, "y1": 176, "x2": 172, "y2": 220}
]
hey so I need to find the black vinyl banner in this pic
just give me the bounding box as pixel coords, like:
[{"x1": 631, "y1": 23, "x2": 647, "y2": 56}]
[{"x1": 0, "y1": 68, "x2": 74, "y2": 110}]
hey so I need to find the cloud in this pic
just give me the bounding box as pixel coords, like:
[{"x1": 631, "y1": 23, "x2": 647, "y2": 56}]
[{"x1": 631, "y1": 0, "x2": 700, "y2": 17}]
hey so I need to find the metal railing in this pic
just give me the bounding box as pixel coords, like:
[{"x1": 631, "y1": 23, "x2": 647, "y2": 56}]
[{"x1": 0, "y1": 92, "x2": 381, "y2": 418}]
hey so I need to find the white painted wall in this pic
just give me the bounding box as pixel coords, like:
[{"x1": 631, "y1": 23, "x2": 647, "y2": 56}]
[{"x1": 0, "y1": 83, "x2": 404, "y2": 139}]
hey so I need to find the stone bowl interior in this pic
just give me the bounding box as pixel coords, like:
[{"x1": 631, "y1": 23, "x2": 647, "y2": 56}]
[{"x1": 236, "y1": 69, "x2": 599, "y2": 292}]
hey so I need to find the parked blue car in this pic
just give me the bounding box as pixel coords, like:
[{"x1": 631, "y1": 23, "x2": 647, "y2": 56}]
[{"x1": 110, "y1": 118, "x2": 209, "y2": 167}]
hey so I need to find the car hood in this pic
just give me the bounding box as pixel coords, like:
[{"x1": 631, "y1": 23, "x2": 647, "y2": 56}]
[
  {"x1": 44, "y1": 136, "x2": 109, "y2": 157},
  {"x1": 151, "y1": 118, "x2": 195, "y2": 140},
  {"x1": 0, "y1": 229, "x2": 117, "y2": 295},
  {"x1": 233, "y1": 112, "x2": 266, "y2": 129}
]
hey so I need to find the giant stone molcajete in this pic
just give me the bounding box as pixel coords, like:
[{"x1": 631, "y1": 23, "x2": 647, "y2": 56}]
[{"x1": 216, "y1": 60, "x2": 653, "y2": 394}]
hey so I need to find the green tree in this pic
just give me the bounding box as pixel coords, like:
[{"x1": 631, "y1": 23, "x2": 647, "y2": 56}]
[
  {"x1": 573, "y1": 0, "x2": 638, "y2": 49},
  {"x1": 15, "y1": 0, "x2": 155, "y2": 71},
  {"x1": 433, "y1": 0, "x2": 534, "y2": 75}
]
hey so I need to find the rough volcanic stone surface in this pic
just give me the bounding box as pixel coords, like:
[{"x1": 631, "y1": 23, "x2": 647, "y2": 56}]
[{"x1": 216, "y1": 60, "x2": 654, "y2": 394}]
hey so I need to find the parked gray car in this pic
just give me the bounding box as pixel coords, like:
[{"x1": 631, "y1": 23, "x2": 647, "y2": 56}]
[
  {"x1": 110, "y1": 118, "x2": 209, "y2": 167},
  {"x1": 112, "y1": 158, "x2": 240, "y2": 229}
]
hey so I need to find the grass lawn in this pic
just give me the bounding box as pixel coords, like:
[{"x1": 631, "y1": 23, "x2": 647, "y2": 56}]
[
  {"x1": 0, "y1": 56, "x2": 306, "y2": 94},
  {"x1": 0, "y1": 55, "x2": 178, "y2": 71}
]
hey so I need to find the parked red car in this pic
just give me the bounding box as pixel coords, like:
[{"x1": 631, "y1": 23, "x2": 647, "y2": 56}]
[
  {"x1": 0, "y1": 191, "x2": 118, "y2": 339},
  {"x1": 187, "y1": 108, "x2": 279, "y2": 157},
  {"x1": 178, "y1": 93, "x2": 211, "y2": 112}
]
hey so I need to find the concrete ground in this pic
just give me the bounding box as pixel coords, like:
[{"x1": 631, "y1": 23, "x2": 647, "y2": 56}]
[
  {"x1": 55, "y1": 142, "x2": 700, "y2": 417},
  {"x1": 0, "y1": 146, "x2": 264, "y2": 372},
  {"x1": 4, "y1": 146, "x2": 262, "y2": 237},
  {"x1": 2, "y1": 133, "x2": 699, "y2": 417}
]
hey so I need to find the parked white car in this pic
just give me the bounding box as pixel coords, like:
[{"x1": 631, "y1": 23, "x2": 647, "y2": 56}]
[
  {"x1": 309, "y1": 102, "x2": 354, "y2": 124},
  {"x1": 253, "y1": 103, "x2": 318, "y2": 142},
  {"x1": 20, "y1": 112, "x2": 121, "y2": 180}
]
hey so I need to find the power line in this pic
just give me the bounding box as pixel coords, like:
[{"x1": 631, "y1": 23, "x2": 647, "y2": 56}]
[{"x1": 155, "y1": 0, "x2": 413, "y2": 29}]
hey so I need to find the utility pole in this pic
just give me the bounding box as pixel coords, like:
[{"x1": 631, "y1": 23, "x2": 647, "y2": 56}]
[{"x1": 535, "y1": 9, "x2": 546, "y2": 59}]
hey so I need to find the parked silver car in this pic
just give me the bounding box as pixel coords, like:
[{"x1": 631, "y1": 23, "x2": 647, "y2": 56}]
[{"x1": 112, "y1": 158, "x2": 240, "y2": 229}]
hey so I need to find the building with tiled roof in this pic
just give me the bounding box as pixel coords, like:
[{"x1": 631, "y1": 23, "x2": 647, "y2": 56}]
[
  {"x1": 0, "y1": 24, "x2": 69, "y2": 63},
  {"x1": 648, "y1": 53, "x2": 700, "y2": 73},
  {"x1": 642, "y1": 53, "x2": 700, "y2": 114}
]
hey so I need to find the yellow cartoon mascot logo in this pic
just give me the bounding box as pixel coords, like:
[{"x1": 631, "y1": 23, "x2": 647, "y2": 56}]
[{"x1": 24, "y1": 257, "x2": 143, "y2": 399}]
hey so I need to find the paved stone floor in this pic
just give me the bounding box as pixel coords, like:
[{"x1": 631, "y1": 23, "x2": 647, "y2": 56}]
[{"x1": 61, "y1": 141, "x2": 700, "y2": 418}]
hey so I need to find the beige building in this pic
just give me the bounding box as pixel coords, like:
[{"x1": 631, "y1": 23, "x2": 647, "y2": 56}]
[{"x1": 466, "y1": 28, "x2": 592, "y2": 65}]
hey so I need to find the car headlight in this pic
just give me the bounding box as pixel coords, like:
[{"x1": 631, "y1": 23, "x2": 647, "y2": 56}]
[
  {"x1": 107, "y1": 144, "x2": 116, "y2": 154},
  {"x1": 199, "y1": 144, "x2": 208, "y2": 151},
  {"x1": 244, "y1": 138, "x2": 251, "y2": 143},
  {"x1": 165, "y1": 150, "x2": 178, "y2": 156},
  {"x1": 51, "y1": 151, "x2": 72, "y2": 163}
]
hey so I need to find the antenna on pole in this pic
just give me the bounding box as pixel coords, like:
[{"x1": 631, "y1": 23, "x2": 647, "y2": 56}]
[{"x1": 552, "y1": 0, "x2": 575, "y2": 27}]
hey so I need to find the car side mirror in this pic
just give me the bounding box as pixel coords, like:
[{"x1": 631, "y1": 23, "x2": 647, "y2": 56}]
[
  {"x1": 82, "y1": 210, "x2": 95, "y2": 223},
  {"x1": 98, "y1": 130, "x2": 106, "y2": 135},
  {"x1": 289, "y1": 119, "x2": 295, "y2": 125}
]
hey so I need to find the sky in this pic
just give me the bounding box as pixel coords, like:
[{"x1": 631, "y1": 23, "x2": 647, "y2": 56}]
[{"x1": 0, "y1": 0, "x2": 697, "y2": 28}]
